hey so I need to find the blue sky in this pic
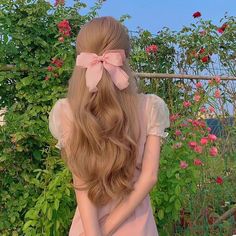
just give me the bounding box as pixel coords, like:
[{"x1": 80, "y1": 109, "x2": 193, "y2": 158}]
[{"x1": 64, "y1": 0, "x2": 236, "y2": 33}]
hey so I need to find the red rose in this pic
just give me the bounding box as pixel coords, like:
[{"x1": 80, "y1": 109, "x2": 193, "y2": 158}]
[
  {"x1": 201, "y1": 56, "x2": 210, "y2": 63},
  {"x1": 145, "y1": 44, "x2": 158, "y2": 54},
  {"x1": 199, "y1": 48, "x2": 205, "y2": 54},
  {"x1": 51, "y1": 58, "x2": 64, "y2": 68},
  {"x1": 216, "y1": 176, "x2": 223, "y2": 184},
  {"x1": 217, "y1": 23, "x2": 228, "y2": 34},
  {"x1": 47, "y1": 66, "x2": 54, "y2": 71},
  {"x1": 217, "y1": 28, "x2": 224, "y2": 34},
  {"x1": 194, "y1": 158, "x2": 203, "y2": 166},
  {"x1": 193, "y1": 11, "x2": 201, "y2": 18},
  {"x1": 57, "y1": 19, "x2": 71, "y2": 37}
]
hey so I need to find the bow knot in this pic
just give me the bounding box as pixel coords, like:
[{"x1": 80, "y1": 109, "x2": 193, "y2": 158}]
[{"x1": 76, "y1": 49, "x2": 129, "y2": 93}]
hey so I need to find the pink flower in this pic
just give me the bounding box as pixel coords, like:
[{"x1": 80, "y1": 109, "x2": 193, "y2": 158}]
[
  {"x1": 180, "y1": 161, "x2": 188, "y2": 169},
  {"x1": 200, "y1": 137, "x2": 208, "y2": 145},
  {"x1": 209, "y1": 106, "x2": 215, "y2": 113},
  {"x1": 214, "y1": 89, "x2": 221, "y2": 98},
  {"x1": 193, "y1": 11, "x2": 201, "y2": 18},
  {"x1": 145, "y1": 44, "x2": 158, "y2": 54},
  {"x1": 200, "y1": 107, "x2": 207, "y2": 113},
  {"x1": 194, "y1": 158, "x2": 203, "y2": 166},
  {"x1": 209, "y1": 147, "x2": 218, "y2": 156},
  {"x1": 194, "y1": 94, "x2": 201, "y2": 102},
  {"x1": 214, "y1": 76, "x2": 221, "y2": 84},
  {"x1": 207, "y1": 127, "x2": 211, "y2": 132},
  {"x1": 188, "y1": 141, "x2": 197, "y2": 149},
  {"x1": 216, "y1": 176, "x2": 223, "y2": 184},
  {"x1": 196, "y1": 82, "x2": 202, "y2": 88},
  {"x1": 208, "y1": 134, "x2": 217, "y2": 141},
  {"x1": 170, "y1": 114, "x2": 180, "y2": 122},
  {"x1": 175, "y1": 130, "x2": 182, "y2": 136},
  {"x1": 44, "y1": 76, "x2": 49, "y2": 81},
  {"x1": 183, "y1": 101, "x2": 191, "y2": 108},
  {"x1": 194, "y1": 145, "x2": 203, "y2": 153}
]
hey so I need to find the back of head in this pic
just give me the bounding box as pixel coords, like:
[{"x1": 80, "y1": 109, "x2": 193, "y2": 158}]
[{"x1": 64, "y1": 16, "x2": 141, "y2": 207}]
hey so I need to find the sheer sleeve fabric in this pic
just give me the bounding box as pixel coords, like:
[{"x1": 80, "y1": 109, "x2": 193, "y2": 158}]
[
  {"x1": 48, "y1": 98, "x2": 74, "y2": 150},
  {"x1": 146, "y1": 94, "x2": 170, "y2": 138}
]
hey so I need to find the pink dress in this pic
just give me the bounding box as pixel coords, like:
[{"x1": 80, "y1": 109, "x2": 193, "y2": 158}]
[{"x1": 49, "y1": 93, "x2": 170, "y2": 236}]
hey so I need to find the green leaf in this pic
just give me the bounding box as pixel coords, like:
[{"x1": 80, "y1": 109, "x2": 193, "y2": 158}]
[
  {"x1": 54, "y1": 199, "x2": 60, "y2": 210},
  {"x1": 175, "y1": 185, "x2": 181, "y2": 195},
  {"x1": 158, "y1": 209, "x2": 164, "y2": 220},
  {"x1": 174, "y1": 199, "x2": 181, "y2": 211}
]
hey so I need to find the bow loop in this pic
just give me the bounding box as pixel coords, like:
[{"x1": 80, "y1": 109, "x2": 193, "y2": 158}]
[{"x1": 76, "y1": 49, "x2": 129, "y2": 92}]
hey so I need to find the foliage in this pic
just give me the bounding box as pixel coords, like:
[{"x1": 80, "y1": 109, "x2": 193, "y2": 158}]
[{"x1": 0, "y1": 1, "x2": 235, "y2": 235}]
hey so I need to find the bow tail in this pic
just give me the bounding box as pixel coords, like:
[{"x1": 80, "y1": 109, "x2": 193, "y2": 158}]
[
  {"x1": 104, "y1": 64, "x2": 129, "y2": 90},
  {"x1": 86, "y1": 63, "x2": 104, "y2": 92}
]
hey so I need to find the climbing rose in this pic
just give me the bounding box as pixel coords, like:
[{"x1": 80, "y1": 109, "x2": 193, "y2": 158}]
[
  {"x1": 175, "y1": 130, "x2": 182, "y2": 136},
  {"x1": 214, "y1": 89, "x2": 221, "y2": 98},
  {"x1": 214, "y1": 76, "x2": 221, "y2": 84},
  {"x1": 199, "y1": 48, "x2": 205, "y2": 54},
  {"x1": 201, "y1": 56, "x2": 210, "y2": 63},
  {"x1": 194, "y1": 94, "x2": 201, "y2": 102},
  {"x1": 57, "y1": 19, "x2": 71, "y2": 37},
  {"x1": 51, "y1": 58, "x2": 64, "y2": 68},
  {"x1": 146, "y1": 44, "x2": 158, "y2": 54},
  {"x1": 209, "y1": 106, "x2": 215, "y2": 113},
  {"x1": 216, "y1": 176, "x2": 223, "y2": 184},
  {"x1": 194, "y1": 145, "x2": 203, "y2": 154},
  {"x1": 180, "y1": 161, "x2": 188, "y2": 169},
  {"x1": 193, "y1": 11, "x2": 201, "y2": 18},
  {"x1": 200, "y1": 137, "x2": 208, "y2": 145},
  {"x1": 200, "y1": 107, "x2": 206, "y2": 113},
  {"x1": 183, "y1": 101, "x2": 191, "y2": 107},
  {"x1": 194, "y1": 159, "x2": 203, "y2": 166},
  {"x1": 47, "y1": 66, "x2": 54, "y2": 71},
  {"x1": 196, "y1": 82, "x2": 202, "y2": 88},
  {"x1": 209, "y1": 147, "x2": 218, "y2": 156},
  {"x1": 188, "y1": 141, "x2": 197, "y2": 149},
  {"x1": 208, "y1": 134, "x2": 217, "y2": 141},
  {"x1": 217, "y1": 23, "x2": 228, "y2": 34}
]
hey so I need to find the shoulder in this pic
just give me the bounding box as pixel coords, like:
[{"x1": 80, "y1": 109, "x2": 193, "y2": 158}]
[
  {"x1": 50, "y1": 98, "x2": 70, "y2": 113},
  {"x1": 143, "y1": 93, "x2": 166, "y2": 110}
]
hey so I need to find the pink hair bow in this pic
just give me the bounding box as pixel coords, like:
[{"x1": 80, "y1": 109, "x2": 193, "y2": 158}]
[{"x1": 76, "y1": 49, "x2": 129, "y2": 93}]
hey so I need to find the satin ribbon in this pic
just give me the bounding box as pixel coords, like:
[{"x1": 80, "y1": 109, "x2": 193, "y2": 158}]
[{"x1": 76, "y1": 49, "x2": 129, "y2": 92}]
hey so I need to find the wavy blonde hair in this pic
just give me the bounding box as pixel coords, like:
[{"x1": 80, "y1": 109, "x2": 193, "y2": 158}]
[{"x1": 63, "y1": 16, "x2": 141, "y2": 207}]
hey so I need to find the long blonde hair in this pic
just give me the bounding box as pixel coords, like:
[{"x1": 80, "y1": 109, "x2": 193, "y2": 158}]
[{"x1": 63, "y1": 16, "x2": 141, "y2": 207}]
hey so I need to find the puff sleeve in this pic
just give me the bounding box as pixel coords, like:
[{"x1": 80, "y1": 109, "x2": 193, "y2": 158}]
[
  {"x1": 146, "y1": 94, "x2": 170, "y2": 138},
  {"x1": 48, "y1": 98, "x2": 74, "y2": 150}
]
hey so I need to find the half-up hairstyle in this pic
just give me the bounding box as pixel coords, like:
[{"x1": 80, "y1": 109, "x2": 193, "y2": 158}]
[{"x1": 62, "y1": 16, "x2": 141, "y2": 207}]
